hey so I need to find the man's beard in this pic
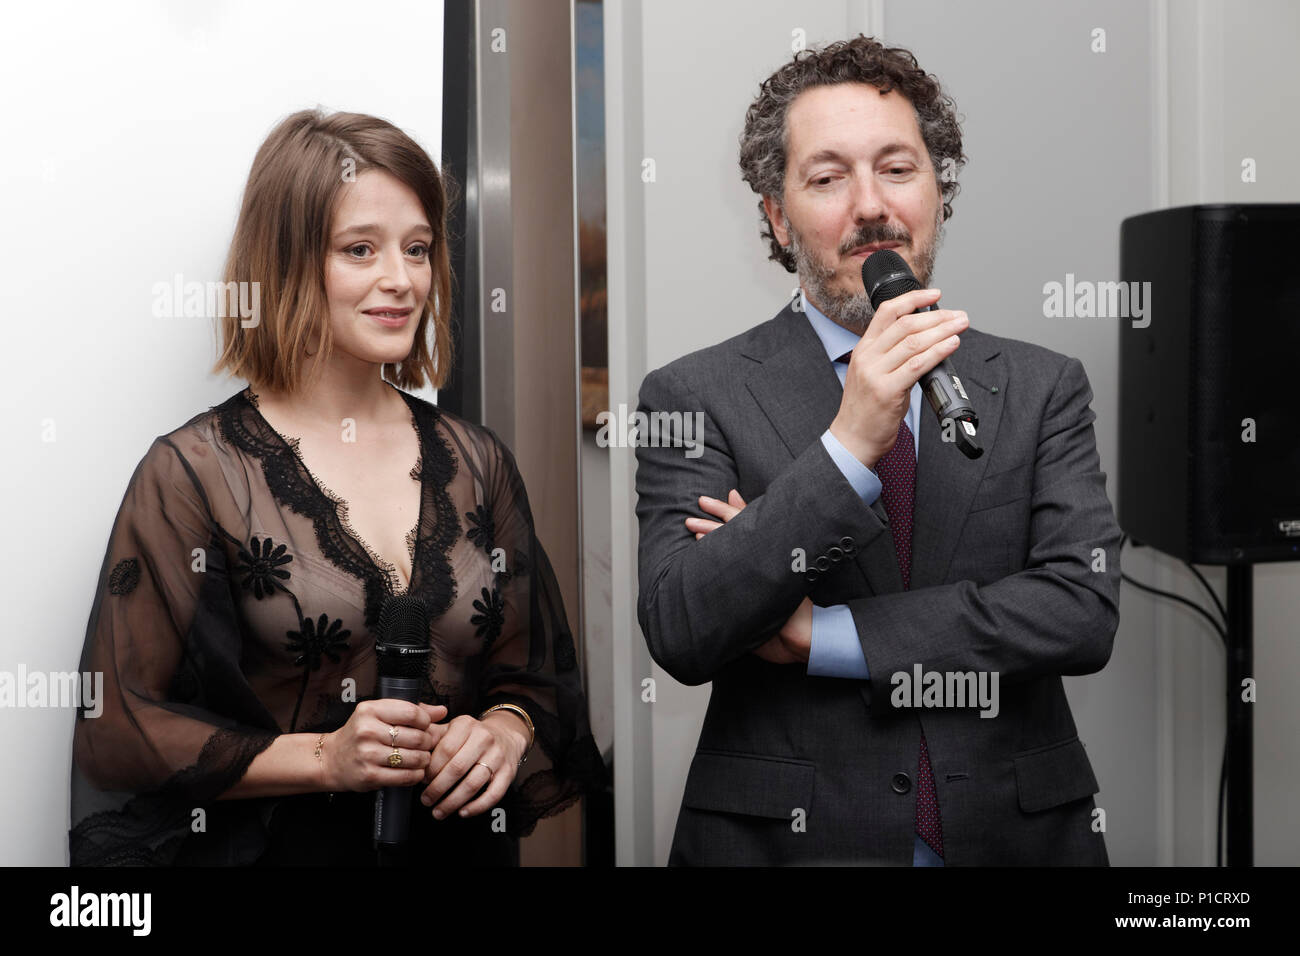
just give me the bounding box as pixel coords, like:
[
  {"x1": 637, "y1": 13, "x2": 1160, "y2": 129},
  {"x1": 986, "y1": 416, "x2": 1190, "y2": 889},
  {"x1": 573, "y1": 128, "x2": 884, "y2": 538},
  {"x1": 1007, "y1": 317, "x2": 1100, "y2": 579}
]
[{"x1": 788, "y1": 209, "x2": 945, "y2": 334}]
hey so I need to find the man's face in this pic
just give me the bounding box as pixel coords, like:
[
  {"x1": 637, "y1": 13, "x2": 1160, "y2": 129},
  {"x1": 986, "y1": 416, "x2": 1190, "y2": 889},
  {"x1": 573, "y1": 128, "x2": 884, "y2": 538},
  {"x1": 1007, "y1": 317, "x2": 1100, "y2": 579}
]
[{"x1": 763, "y1": 83, "x2": 945, "y2": 333}]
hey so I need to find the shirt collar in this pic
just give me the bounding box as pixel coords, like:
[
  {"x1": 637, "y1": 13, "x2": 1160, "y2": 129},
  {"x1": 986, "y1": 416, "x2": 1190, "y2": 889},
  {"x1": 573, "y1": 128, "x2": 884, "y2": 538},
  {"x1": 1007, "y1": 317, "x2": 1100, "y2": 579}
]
[{"x1": 799, "y1": 289, "x2": 862, "y2": 364}]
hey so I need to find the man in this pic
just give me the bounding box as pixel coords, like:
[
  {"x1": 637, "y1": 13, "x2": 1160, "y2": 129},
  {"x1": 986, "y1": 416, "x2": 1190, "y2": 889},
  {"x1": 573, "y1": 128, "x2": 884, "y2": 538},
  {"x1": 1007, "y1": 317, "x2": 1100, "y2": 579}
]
[{"x1": 634, "y1": 35, "x2": 1120, "y2": 865}]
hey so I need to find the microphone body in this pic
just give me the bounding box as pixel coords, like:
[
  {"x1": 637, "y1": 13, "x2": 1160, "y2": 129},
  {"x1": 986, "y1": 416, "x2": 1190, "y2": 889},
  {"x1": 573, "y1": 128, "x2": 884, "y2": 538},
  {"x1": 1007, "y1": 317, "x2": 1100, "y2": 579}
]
[
  {"x1": 861, "y1": 250, "x2": 983, "y2": 459},
  {"x1": 372, "y1": 596, "x2": 432, "y2": 851},
  {"x1": 373, "y1": 675, "x2": 422, "y2": 848}
]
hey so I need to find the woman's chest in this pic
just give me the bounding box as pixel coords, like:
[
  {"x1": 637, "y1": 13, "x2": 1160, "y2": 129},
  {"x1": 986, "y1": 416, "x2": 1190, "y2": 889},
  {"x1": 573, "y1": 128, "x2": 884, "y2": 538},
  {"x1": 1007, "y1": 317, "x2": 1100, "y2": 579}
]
[
  {"x1": 290, "y1": 427, "x2": 423, "y2": 584},
  {"x1": 225, "y1": 483, "x2": 502, "y2": 675}
]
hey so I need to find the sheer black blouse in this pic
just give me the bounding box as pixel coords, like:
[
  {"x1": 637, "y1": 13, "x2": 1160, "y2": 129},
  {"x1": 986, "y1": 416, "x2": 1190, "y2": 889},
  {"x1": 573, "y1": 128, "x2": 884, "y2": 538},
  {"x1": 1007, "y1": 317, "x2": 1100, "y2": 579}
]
[{"x1": 69, "y1": 383, "x2": 605, "y2": 865}]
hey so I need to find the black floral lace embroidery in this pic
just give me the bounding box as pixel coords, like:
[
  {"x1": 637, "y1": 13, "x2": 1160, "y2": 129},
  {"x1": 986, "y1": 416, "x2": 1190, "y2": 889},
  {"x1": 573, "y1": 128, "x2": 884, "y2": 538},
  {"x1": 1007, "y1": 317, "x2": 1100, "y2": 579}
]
[
  {"x1": 468, "y1": 502, "x2": 505, "y2": 652},
  {"x1": 214, "y1": 385, "x2": 461, "y2": 633},
  {"x1": 69, "y1": 728, "x2": 278, "y2": 866},
  {"x1": 222, "y1": 531, "x2": 334, "y2": 729},
  {"x1": 109, "y1": 558, "x2": 141, "y2": 595},
  {"x1": 402, "y1": 392, "x2": 462, "y2": 629},
  {"x1": 284, "y1": 612, "x2": 352, "y2": 732},
  {"x1": 465, "y1": 503, "x2": 510, "y2": 649},
  {"x1": 470, "y1": 586, "x2": 506, "y2": 650},
  {"x1": 285, "y1": 613, "x2": 352, "y2": 669},
  {"x1": 214, "y1": 385, "x2": 462, "y2": 728},
  {"x1": 466, "y1": 504, "x2": 495, "y2": 553},
  {"x1": 235, "y1": 535, "x2": 293, "y2": 599}
]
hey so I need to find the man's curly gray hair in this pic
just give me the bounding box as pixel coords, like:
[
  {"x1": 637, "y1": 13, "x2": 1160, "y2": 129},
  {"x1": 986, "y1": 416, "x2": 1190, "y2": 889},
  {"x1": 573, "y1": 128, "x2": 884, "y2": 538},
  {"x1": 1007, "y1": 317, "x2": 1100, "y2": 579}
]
[{"x1": 739, "y1": 35, "x2": 967, "y2": 273}]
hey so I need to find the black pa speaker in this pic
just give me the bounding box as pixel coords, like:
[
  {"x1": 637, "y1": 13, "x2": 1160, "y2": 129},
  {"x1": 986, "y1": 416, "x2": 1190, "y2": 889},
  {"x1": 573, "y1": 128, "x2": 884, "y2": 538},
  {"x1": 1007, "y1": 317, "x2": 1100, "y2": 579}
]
[{"x1": 1118, "y1": 203, "x2": 1300, "y2": 564}]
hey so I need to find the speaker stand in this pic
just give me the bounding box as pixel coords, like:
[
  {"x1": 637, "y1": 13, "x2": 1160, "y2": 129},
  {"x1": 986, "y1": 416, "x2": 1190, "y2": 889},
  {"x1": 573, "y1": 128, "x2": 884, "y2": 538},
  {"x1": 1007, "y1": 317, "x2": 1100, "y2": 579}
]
[{"x1": 1225, "y1": 564, "x2": 1253, "y2": 866}]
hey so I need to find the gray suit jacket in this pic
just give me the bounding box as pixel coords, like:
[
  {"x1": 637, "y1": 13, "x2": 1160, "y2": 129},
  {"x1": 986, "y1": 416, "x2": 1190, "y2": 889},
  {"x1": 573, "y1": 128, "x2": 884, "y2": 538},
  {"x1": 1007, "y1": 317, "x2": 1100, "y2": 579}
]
[{"x1": 634, "y1": 301, "x2": 1120, "y2": 865}]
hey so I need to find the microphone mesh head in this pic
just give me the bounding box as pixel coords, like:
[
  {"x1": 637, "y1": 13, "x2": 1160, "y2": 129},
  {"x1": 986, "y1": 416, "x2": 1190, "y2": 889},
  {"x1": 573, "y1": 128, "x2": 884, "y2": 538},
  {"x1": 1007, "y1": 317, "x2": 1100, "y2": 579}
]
[
  {"x1": 376, "y1": 595, "x2": 431, "y2": 678},
  {"x1": 861, "y1": 248, "x2": 921, "y2": 307}
]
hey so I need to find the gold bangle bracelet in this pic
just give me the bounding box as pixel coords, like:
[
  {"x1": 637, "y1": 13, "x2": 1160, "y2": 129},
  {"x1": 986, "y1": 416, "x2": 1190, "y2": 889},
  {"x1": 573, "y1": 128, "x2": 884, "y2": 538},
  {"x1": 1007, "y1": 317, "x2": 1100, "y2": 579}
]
[
  {"x1": 479, "y1": 703, "x2": 534, "y2": 765},
  {"x1": 315, "y1": 734, "x2": 334, "y2": 800}
]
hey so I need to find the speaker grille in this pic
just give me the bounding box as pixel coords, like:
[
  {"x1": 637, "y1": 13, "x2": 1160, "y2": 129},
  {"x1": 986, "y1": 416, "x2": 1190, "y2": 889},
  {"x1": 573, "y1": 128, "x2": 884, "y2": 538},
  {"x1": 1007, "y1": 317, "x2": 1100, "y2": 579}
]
[{"x1": 1119, "y1": 204, "x2": 1300, "y2": 564}]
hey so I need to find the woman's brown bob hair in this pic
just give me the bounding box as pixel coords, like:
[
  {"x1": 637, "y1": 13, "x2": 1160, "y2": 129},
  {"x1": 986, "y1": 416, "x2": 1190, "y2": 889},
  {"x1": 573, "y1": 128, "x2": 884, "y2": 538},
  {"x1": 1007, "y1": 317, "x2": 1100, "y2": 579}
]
[{"x1": 213, "y1": 108, "x2": 455, "y2": 393}]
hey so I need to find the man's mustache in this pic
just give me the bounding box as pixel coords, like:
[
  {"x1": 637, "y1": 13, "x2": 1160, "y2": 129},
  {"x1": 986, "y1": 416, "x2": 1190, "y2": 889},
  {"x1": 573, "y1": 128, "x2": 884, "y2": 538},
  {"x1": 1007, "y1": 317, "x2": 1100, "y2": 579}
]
[{"x1": 839, "y1": 229, "x2": 911, "y2": 256}]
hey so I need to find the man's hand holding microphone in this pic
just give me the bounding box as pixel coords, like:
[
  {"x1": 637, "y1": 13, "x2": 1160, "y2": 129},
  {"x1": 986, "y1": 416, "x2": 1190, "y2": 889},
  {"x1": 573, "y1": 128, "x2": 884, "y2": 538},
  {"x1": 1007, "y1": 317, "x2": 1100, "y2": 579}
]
[
  {"x1": 686, "y1": 277, "x2": 968, "y2": 664},
  {"x1": 829, "y1": 286, "x2": 967, "y2": 470}
]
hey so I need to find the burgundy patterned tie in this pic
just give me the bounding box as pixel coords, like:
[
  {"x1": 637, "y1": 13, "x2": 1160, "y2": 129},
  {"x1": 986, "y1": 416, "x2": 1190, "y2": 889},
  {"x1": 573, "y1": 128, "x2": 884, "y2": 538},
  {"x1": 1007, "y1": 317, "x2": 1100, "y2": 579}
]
[{"x1": 874, "y1": 417, "x2": 944, "y2": 859}]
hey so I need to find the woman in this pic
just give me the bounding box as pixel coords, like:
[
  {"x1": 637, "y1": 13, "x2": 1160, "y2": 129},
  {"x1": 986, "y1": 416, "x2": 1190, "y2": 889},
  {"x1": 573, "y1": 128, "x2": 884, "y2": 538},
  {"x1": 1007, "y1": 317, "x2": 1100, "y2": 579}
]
[{"x1": 69, "y1": 109, "x2": 605, "y2": 866}]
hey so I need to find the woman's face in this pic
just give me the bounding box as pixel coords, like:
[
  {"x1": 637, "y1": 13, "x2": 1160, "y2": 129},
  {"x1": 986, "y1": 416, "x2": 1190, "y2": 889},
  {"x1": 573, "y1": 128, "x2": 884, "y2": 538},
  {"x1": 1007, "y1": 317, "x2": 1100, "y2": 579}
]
[{"x1": 322, "y1": 168, "x2": 434, "y2": 369}]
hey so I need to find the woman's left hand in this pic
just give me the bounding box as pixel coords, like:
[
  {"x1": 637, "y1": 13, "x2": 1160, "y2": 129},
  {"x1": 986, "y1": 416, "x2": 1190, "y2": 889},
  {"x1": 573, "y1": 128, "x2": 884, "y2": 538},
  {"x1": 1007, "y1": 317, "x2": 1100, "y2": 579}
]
[{"x1": 418, "y1": 705, "x2": 527, "y2": 819}]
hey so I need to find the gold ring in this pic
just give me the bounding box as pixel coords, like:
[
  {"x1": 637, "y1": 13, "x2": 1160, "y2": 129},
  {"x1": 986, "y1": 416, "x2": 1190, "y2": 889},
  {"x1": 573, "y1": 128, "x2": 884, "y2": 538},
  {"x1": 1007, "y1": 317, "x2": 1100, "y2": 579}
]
[
  {"x1": 389, "y1": 726, "x2": 399, "y2": 745},
  {"x1": 475, "y1": 761, "x2": 494, "y2": 778},
  {"x1": 388, "y1": 749, "x2": 403, "y2": 767}
]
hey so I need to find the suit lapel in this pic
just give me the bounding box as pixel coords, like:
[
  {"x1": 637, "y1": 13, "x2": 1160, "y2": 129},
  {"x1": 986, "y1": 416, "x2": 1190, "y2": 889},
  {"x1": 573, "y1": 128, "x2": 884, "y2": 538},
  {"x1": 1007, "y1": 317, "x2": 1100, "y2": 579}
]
[
  {"x1": 743, "y1": 304, "x2": 844, "y2": 466},
  {"x1": 741, "y1": 303, "x2": 1011, "y2": 731},
  {"x1": 910, "y1": 339, "x2": 1008, "y2": 588},
  {"x1": 743, "y1": 304, "x2": 901, "y2": 595},
  {"x1": 743, "y1": 303, "x2": 1013, "y2": 596}
]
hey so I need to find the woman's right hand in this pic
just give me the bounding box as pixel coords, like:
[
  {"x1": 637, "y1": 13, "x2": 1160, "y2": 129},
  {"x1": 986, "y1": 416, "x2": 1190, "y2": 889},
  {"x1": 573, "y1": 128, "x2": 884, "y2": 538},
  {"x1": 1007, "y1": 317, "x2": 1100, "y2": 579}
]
[{"x1": 319, "y1": 700, "x2": 447, "y2": 792}]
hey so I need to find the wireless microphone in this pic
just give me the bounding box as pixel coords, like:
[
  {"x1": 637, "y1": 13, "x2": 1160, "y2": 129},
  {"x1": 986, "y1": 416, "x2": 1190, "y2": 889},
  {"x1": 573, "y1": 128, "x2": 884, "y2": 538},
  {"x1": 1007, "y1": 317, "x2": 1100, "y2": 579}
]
[
  {"x1": 862, "y1": 249, "x2": 983, "y2": 459},
  {"x1": 373, "y1": 594, "x2": 431, "y2": 852}
]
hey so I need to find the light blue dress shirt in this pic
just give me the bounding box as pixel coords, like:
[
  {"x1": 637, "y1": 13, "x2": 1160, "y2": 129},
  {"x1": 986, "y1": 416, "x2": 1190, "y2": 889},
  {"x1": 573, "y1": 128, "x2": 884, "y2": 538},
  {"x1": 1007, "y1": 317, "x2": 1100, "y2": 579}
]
[
  {"x1": 797, "y1": 292, "x2": 942, "y2": 868},
  {"x1": 801, "y1": 290, "x2": 920, "y2": 681}
]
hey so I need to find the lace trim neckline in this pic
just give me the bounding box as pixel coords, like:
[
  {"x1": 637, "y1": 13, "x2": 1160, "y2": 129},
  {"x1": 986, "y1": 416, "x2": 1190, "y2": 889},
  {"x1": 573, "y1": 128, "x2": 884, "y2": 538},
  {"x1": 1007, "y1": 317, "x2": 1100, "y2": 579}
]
[
  {"x1": 215, "y1": 381, "x2": 462, "y2": 632},
  {"x1": 240, "y1": 383, "x2": 423, "y2": 597}
]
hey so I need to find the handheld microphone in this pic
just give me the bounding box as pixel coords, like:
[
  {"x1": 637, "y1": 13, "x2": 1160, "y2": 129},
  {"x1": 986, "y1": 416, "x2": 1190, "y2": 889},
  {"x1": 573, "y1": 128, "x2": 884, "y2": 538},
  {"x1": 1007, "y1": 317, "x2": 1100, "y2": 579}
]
[
  {"x1": 373, "y1": 594, "x2": 431, "y2": 851},
  {"x1": 862, "y1": 249, "x2": 983, "y2": 459}
]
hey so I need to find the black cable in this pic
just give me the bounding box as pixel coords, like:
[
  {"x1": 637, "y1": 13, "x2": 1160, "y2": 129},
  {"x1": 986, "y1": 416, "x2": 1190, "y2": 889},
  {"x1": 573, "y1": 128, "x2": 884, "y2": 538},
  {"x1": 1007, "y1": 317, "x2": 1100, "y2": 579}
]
[
  {"x1": 1119, "y1": 568, "x2": 1228, "y2": 643},
  {"x1": 1217, "y1": 737, "x2": 1227, "y2": 868},
  {"x1": 1176, "y1": 548, "x2": 1229, "y2": 868},
  {"x1": 1184, "y1": 561, "x2": 1229, "y2": 629},
  {"x1": 1118, "y1": 533, "x2": 1229, "y2": 866},
  {"x1": 1121, "y1": 536, "x2": 1227, "y2": 643}
]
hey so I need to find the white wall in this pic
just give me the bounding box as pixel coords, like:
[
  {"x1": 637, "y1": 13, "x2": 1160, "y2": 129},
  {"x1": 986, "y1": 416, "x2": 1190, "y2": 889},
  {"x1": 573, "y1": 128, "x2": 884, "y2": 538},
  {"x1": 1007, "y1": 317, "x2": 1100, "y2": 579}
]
[
  {"x1": 605, "y1": 0, "x2": 1299, "y2": 866},
  {"x1": 1157, "y1": 0, "x2": 1300, "y2": 866},
  {"x1": 0, "y1": 0, "x2": 444, "y2": 866}
]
